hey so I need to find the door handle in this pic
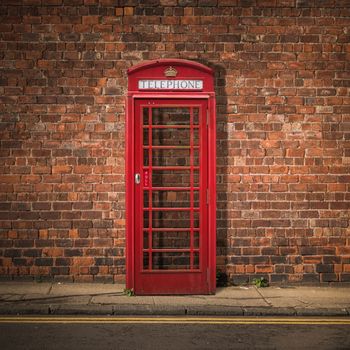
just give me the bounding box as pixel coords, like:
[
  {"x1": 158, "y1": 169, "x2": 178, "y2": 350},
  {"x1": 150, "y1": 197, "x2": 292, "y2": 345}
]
[{"x1": 135, "y1": 173, "x2": 141, "y2": 184}]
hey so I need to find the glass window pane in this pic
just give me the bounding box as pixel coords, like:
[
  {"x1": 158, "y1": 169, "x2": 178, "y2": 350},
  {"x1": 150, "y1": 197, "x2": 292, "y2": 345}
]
[
  {"x1": 143, "y1": 252, "x2": 149, "y2": 270},
  {"x1": 143, "y1": 210, "x2": 149, "y2": 228},
  {"x1": 150, "y1": 190, "x2": 199, "y2": 208},
  {"x1": 152, "y1": 128, "x2": 199, "y2": 146},
  {"x1": 152, "y1": 211, "x2": 189, "y2": 229},
  {"x1": 144, "y1": 149, "x2": 149, "y2": 166},
  {"x1": 143, "y1": 107, "x2": 149, "y2": 125},
  {"x1": 143, "y1": 191, "x2": 149, "y2": 208},
  {"x1": 152, "y1": 107, "x2": 190, "y2": 126},
  {"x1": 152, "y1": 231, "x2": 191, "y2": 249},
  {"x1": 152, "y1": 252, "x2": 190, "y2": 270},
  {"x1": 194, "y1": 231, "x2": 199, "y2": 248},
  {"x1": 143, "y1": 129, "x2": 149, "y2": 146},
  {"x1": 193, "y1": 211, "x2": 199, "y2": 228},
  {"x1": 151, "y1": 148, "x2": 191, "y2": 167},
  {"x1": 193, "y1": 107, "x2": 199, "y2": 125},
  {"x1": 194, "y1": 170, "x2": 199, "y2": 186},
  {"x1": 193, "y1": 252, "x2": 200, "y2": 269},
  {"x1": 143, "y1": 232, "x2": 149, "y2": 249},
  {"x1": 152, "y1": 170, "x2": 199, "y2": 187},
  {"x1": 152, "y1": 170, "x2": 188, "y2": 187},
  {"x1": 152, "y1": 211, "x2": 199, "y2": 228}
]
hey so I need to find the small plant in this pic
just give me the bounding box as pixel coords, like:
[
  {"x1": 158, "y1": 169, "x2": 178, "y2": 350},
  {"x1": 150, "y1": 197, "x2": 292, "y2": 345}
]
[
  {"x1": 252, "y1": 277, "x2": 269, "y2": 288},
  {"x1": 124, "y1": 288, "x2": 134, "y2": 296}
]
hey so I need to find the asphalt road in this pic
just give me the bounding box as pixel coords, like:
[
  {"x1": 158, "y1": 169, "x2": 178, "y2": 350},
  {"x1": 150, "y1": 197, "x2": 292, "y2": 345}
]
[{"x1": 0, "y1": 316, "x2": 349, "y2": 350}]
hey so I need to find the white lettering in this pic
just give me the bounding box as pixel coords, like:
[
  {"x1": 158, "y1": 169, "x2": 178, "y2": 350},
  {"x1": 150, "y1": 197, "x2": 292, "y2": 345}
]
[{"x1": 138, "y1": 80, "x2": 203, "y2": 90}]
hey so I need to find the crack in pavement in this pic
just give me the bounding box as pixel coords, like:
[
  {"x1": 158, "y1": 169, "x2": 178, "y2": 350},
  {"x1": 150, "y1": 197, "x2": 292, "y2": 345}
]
[{"x1": 254, "y1": 287, "x2": 273, "y2": 307}]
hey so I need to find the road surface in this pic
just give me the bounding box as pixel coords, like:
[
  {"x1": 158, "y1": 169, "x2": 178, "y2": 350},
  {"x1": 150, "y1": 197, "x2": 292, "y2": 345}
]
[{"x1": 0, "y1": 316, "x2": 349, "y2": 349}]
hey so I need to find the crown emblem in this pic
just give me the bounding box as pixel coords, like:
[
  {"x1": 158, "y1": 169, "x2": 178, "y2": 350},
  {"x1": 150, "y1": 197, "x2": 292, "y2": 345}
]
[{"x1": 164, "y1": 66, "x2": 177, "y2": 77}]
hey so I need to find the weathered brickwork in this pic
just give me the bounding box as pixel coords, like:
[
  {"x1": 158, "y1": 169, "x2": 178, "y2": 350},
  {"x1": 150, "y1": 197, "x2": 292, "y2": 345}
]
[{"x1": 0, "y1": 0, "x2": 349, "y2": 284}]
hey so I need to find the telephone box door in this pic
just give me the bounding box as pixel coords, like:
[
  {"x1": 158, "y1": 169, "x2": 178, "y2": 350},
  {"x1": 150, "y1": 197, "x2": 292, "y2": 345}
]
[{"x1": 134, "y1": 99, "x2": 209, "y2": 294}]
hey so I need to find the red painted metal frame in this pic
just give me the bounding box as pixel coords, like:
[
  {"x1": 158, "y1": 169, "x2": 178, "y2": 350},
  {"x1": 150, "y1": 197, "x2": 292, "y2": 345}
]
[{"x1": 126, "y1": 59, "x2": 216, "y2": 295}]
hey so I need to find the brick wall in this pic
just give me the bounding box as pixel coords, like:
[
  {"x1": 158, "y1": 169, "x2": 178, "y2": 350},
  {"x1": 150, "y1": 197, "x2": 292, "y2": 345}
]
[{"x1": 0, "y1": 0, "x2": 349, "y2": 284}]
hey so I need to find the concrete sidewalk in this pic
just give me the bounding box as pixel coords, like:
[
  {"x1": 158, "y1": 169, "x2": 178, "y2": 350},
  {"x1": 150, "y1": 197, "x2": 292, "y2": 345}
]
[{"x1": 0, "y1": 282, "x2": 349, "y2": 316}]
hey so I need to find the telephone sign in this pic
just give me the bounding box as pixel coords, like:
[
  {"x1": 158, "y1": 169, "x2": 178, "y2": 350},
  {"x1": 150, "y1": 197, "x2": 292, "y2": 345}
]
[{"x1": 138, "y1": 79, "x2": 203, "y2": 90}]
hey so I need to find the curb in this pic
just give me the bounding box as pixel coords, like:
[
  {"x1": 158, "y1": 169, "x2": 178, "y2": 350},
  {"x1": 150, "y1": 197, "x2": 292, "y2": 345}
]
[{"x1": 0, "y1": 304, "x2": 349, "y2": 317}]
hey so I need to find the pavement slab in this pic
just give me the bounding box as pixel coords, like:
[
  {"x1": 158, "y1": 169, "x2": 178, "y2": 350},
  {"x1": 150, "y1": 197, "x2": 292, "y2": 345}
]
[
  {"x1": 295, "y1": 308, "x2": 349, "y2": 316},
  {"x1": 49, "y1": 283, "x2": 124, "y2": 296},
  {"x1": 113, "y1": 304, "x2": 186, "y2": 315},
  {"x1": 186, "y1": 305, "x2": 244, "y2": 316},
  {"x1": 259, "y1": 286, "x2": 350, "y2": 309},
  {"x1": 91, "y1": 295, "x2": 154, "y2": 305},
  {"x1": 51, "y1": 304, "x2": 114, "y2": 315},
  {"x1": 34, "y1": 296, "x2": 93, "y2": 305},
  {"x1": 0, "y1": 282, "x2": 52, "y2": 295},
  {"x1": 0, "y1": 304, "x2": 50, "y2": 315}
]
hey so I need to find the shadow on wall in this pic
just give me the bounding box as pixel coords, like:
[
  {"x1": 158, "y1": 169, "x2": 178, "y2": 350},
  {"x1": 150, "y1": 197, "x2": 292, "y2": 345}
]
[{"x1": 199, "y1": 59, "x2": 229, "y2": 284}]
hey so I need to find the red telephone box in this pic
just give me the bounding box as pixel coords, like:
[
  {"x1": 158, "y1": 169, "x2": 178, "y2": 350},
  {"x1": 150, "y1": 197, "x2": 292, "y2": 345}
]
[{"x1": 126, "y1": 59, "x2": 216, "y2": 295}]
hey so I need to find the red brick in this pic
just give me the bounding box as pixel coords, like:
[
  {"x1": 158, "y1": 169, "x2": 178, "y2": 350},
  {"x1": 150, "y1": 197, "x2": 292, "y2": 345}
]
[
  {"x1": 0, "y1": 2, "x2": 349, "y2": 285},
  {"x1": 52, "y1": 165, "x2": 72, "y2": 174},
  {"x1": 42, "y1": 248, "x2": 64, "y2": 257},
  {"x1": 0, "y1": 176, "x2": 21, "y2": 183},
  {"x1": 82, "y1": 16, "x2": 100, "y2": 25},
  {"x1": 74, "y1": 165, "x2": 92, "y2": 174},
  {"x1": 255, "y1": 265, "x2": 274, "y2": 273},
  {"x1": 124, "y1": 7, "x2": 134, "y2": 16}
]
